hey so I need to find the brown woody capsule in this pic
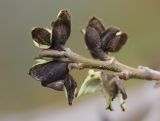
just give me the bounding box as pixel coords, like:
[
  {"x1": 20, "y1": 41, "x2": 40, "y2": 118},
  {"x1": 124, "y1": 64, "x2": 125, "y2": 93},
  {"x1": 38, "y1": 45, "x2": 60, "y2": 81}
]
[
  {"x1": 85, "y1": 26, "x2": 101, "y2": 50},
  {"x1": 51, "y1": 10, "x2": 71, "y2": 50},
  {"x1": 31, "y1": 27, "x2": 51, "y2": 46},
  {"x1": 64, "y1": 74, "x2": 77, "y2": 105},
  {"x1": 85, "y1": 26, "x2": 107, "y2": 60},
  {"x1": 88, "y1": 17, "x2": 105, "y2": 36},
  {"x1": 101, "y1": 27, "x2": 127, "y2": 52},
  {"x1": 29, "y1": 60, "x2": 69, "y2": 91}
]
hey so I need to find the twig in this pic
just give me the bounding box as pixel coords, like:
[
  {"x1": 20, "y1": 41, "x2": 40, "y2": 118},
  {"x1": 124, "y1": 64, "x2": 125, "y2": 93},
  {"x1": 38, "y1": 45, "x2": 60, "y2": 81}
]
[{"x1": 36, "y1": 49, "x2": 160, "y2": 82}]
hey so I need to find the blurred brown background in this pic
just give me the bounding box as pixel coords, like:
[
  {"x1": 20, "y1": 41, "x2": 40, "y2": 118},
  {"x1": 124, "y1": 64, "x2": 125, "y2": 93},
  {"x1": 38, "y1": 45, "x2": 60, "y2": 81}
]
[{"x1": 0, "y1": 0, "x2": 160, "y2": 120}]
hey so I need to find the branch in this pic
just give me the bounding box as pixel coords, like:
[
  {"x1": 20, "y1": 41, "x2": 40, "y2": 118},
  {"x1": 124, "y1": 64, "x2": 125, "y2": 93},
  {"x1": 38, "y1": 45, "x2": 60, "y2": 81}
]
[
  {"x1": 36, "y1": 48, "x2": 160, "y2": 82},
  {"x1": 30, "y1": 10, "x2": 160, "y2": 111}
]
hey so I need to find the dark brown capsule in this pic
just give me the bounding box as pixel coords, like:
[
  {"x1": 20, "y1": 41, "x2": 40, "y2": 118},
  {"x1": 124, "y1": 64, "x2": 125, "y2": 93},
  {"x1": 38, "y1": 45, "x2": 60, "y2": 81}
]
[
  {"x1": 85, "y1": 26, "x2": 101, "y2": 50},
  {"x1": 29, "y1": 60, "x2": 69, "y2": 91},
  {"x1": 87, "y1": 17, "x2": 105, "y2": 36},
  {"x1": 64, "y1": 74, "x2": 77, "y2": 105},
  {"x1": 85, "y1": 26, "x2": 107, "y2": 60},
  {"x1": 101, "y1": 27, "x2": 127, "y2": 53},
  {"x1": 31, "y1": 27, "x2": 51, "y2": 46},
  {"x1": 51, "y1": 10, "x2": 71, "y2": 50}
]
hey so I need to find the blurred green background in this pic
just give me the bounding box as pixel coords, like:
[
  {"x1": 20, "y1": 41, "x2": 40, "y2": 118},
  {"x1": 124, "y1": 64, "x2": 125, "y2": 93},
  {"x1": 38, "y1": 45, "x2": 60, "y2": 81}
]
[{"x1": 0, "y1": 0, "x2": 160, "y2": 116}]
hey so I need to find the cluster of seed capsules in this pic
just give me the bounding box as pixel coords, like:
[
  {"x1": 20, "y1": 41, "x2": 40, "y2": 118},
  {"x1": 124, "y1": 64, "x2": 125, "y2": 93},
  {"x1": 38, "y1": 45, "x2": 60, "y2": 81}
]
[{"x1": 29, "y1": 9, "x2": 128, "y2": 105}]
